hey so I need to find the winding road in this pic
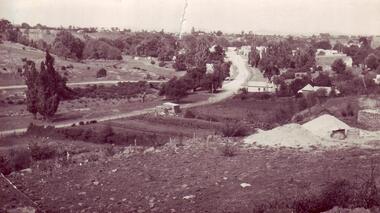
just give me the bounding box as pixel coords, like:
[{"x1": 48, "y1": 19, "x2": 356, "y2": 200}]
[{"x1": 0, "y1": 50, "x2": 251, "y2": 137}]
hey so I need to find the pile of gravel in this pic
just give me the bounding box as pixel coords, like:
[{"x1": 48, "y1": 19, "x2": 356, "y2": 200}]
[
  {"x1": 302, "y1": 114, "x2": 351, "y2": 138},
  {"x1": 244, "y1": 123, "x2": 326, "y2": 149}
]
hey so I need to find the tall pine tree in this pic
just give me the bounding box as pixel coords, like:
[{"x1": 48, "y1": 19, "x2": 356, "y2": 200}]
[
  {"x1": 24, "y1": 51, "x2": 67, "y2": 120},
  {"x1": 24, "y1": 60, "x2": 39, "y2": 118}
]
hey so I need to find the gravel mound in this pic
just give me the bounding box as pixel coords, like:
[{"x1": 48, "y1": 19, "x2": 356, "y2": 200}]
[
  {"x1": 302, "y1": 114, "x2": 350, "y2": 138},
  {"x1": 244, "y1": 123, "x2": 325, "y2": 149}
]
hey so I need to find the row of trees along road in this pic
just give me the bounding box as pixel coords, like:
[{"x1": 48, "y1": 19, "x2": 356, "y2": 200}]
[{"x1": 24, "y1": 51, "x2": 69, "y2": 120}]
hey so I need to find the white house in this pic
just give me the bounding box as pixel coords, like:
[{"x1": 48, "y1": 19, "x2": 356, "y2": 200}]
[
  {"x1": 298, "y1": 84, "x2": 340, "y2": 96},
  {"x1": 245, "y1": 81, "x2": 277, "y2": 93},
  {"x1": 374, "y1": 75, "x2": 380, "y2": 84}
]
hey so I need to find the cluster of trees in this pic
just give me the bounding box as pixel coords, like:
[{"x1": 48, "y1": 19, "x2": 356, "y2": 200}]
[
  {"x1": 82, "y1": 39, "x2": 122, "y2": 60},
  {"x1": 51, "y1": 31, "x2": 123, "y2": 60},
  {"x1": 51, "y1": 31, "x2": 84, "y2": 60},
  {"x1": 0, "y1": 19, "x2": 29, "y2": 45},
  {"x1": 249, "y1": 41, "x2": 316, "y2": 80},
  {"x1": 160, "y1": 35, "x2": 231, "y2": 101},
  {"x1": 24, "y1": 51, "x2": 70, "y2": 120}
]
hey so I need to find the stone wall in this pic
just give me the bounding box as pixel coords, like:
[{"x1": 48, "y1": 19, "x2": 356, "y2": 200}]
[{"x1": 358, "y1": 109, "x2": 380, "y2": 130}]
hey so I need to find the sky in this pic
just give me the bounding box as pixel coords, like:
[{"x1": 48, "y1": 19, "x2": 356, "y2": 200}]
[{"x1": 1, "y1": 0, "x2": 380, "y2": 35}]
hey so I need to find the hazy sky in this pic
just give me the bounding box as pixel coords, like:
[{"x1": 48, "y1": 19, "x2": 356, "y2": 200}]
[{"x1": 1, "y1": 0, "x2": 380, "y2": 35}]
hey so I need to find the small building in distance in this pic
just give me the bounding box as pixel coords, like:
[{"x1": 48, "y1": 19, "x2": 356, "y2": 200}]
[
  {"x1": 245, "y1": 81, "x2": 277, "y2": 93},
  {"x1": 298, "y1": 84, "x2": 340, "y2": 96},
  {"x1": 155, "y1": 102, "x2": 181, "y2": 116},
  {"x1": 374, "y1": 74, "x2": 380, "y2": 84}
]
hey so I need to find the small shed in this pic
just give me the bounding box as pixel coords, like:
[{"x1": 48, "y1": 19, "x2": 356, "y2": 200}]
[{"x1": 156, "y1": 102, "x2": 181, "y2": 116}]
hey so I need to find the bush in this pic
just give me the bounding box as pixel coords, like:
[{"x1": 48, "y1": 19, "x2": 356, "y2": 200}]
[
  {"x1": 183, "y1": 110, "x2": 196, "y2": 119},
  {"x1": 158, "y1": 61, "x2": 166, "y2": 67},
  {"x1": 29, "y1": 143, "x2": 56, "y2": 161},
  {"x1": 7, "y1": 148, "x2": 32, "y2": 172},
  {"x1": 96, "y1": 68, "x2": 107, "y2": 78},
  {"x1": 220, "y1": 122, "x2": 247, "y2": 137},
  {"x1": 221, "y1": 142, "x2": 237, "y2": 157},
  {"x1": 0, "y1": 154, "x2": 11, "y2": 175},
  {"x1": 98, "y1": 125, "x2": 114, "y2": 143}
]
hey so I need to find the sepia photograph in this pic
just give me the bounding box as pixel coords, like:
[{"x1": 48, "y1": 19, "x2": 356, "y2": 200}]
[{"x1": 0, "y1": 0, "x2": 380, "y2": 212}]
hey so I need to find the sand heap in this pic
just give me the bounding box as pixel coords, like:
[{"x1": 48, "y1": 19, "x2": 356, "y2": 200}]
[
  {"x1": 244, "y1": 123, "x2": 325, "y2": 149},
  {"x1": 302, "y1": 114, "x2": 351, "y2": 138},
  {"x1": 244, "y1": 114, "x2": 353, "y2": 149}
]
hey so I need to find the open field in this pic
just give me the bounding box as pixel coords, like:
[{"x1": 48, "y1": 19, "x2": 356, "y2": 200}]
[
  {"x1": 0, "y1": 95, "x2": 162, "y2": 131},
  {"x1": 1, "y1": 135, "x2": 380, "y2": 212},
  {"x1": 190, "y1": 94, "x2": 300, "y2": 129},
  {"x1": 0, "y1": 41, "x2": 181, "y2": 86}
]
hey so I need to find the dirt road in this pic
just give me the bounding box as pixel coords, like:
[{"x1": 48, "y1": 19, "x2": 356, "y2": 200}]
[
  {"x1": 0, "y1": 50, "x2": 251, "y2": 137},
  {"x1": 0, "y1": 80, "x2": 167, "y2": 90}
]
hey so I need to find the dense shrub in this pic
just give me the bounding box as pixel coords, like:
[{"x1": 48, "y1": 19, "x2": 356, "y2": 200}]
[
  {"x1": 158, "y1": 61, "x2": 166, "y2": 67},
  {"x1": 220, "y1": 122, "x2": 247, "y2": 137},
  {"x1": 72, "y1": 81, "x2": 148, "y2": 99},
  {"x1": 25, "y1": 124, "x2": 168, "y2": 147},
  {"x1": 96, "y1": 68, "x2": 107, "y2": 78},
  {"x1": 183, "y1": 110, "x2": 196, "y2": 119},
  {"x1": 0, "y1": 154, "x2": 11, "y2": 175},
  {"x1": 7, "y1": 148, "x2": 32, "y2": 172},
  {"x1": 220, "y1": 143, "x2": 237, "y2": 157},
  {"x1": 98, "y1": 125, "x2": 115, "y2": 143},
  {"x1": 51, "y1": 31, "x2": 84, "y2": 60},
  {"x1": 29, "y1": 143, "x2": 56, "y2": 161}
]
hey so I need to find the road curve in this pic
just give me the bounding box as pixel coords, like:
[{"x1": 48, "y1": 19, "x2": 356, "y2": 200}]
[{"x1": 0, "y1": 50, "x2": 251, "y2": 137}]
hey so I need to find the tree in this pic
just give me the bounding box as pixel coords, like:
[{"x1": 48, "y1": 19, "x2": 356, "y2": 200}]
[
  {"x1": 24, "y1": 60, "x2": 39, "y2": 118},
  {"x1": 365, "y1": 54, "x2": 379, "y2": 70},
  {"x1": 96, "y1": 68, "x2": 107, "y2": 78},
  {"x1": 313, "y1": 72, "x2": 332, "y2": 86},
  {"x1": 331, "y1": 59, "x2": 346, "y2": 74},
  {"x1": 159, "y1": 77, "x2": 188, "y2": 102},
  {"x1": 0, "y1": 19, "x2": 12, "y2": 33},
  {"x1": 51, "y1": 31, "x2": 84, "y2": 60},
  {"x1": 248, "y1": 48, "x2": 261, "y2": 67},
  {"x1": 36, "y1": 52, "x2": 61, "y2": 119},
  {"x1": 313, "y1": 40, "x2": 332, "y2": 50},
  {"x1": 25, "y1": 51, "x2": 66, "y2": 120},
  {"x1": 21, "y1": 22, "x2": 31, "y2": 29},
  {"x1": 333, "y1": 42, "x2": 345, "y2": 52}
]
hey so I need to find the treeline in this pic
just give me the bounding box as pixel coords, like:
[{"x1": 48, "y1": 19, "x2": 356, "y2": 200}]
[{"x1": 248, "y1": 38, "x2": 316, "y2": 80}]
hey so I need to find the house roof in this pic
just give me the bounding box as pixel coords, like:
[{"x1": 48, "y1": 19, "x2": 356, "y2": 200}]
[{"x1": 298, "y1": 84, "x2": 314, "y2": 92}]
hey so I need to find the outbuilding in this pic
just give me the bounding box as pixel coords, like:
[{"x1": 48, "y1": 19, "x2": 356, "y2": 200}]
[{"x1": 156, "y1": 102, "x2": 181, "y2": 116}]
